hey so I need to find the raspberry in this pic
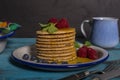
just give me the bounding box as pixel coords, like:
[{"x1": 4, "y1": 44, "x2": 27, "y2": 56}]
[
  {"x1": 48, "y1": 18, "x2": 58, "y2": 24},
  {"x1": 87, "y1": 48, "x2": 98, "y2": 60},
  {"x1": 56, "y1": 18, "x2": 70, "y2": 29},
  {"x1": 77, "y1": 46, "x2": 88, "y2": 58}
]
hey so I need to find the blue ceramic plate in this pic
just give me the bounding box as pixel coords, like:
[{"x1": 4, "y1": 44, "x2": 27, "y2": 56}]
[
  {"x1": 0, "y1": 31, "x2": 15, "y2": 39},
  {"x1": 11, "y1": 44, "x2": 109, "y2": 71}
]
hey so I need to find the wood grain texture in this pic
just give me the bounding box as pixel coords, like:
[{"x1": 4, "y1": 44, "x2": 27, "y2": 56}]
[
  {"x1": 0, "y1": 0, "x2": 120, "y2": 37},
  {"x1": 0, "y1": 38, "x2": 120, "y2": 80}
]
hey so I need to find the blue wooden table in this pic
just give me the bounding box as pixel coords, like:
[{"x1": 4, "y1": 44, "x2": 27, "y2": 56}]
[{"x1": 0, "y1": 38, "x2": 120, "y2": 80}]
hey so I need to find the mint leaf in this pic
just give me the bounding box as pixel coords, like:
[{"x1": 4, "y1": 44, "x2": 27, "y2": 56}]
[
  {"x1": 8, "y1": 23, "x2": 20, "y2": 31},
  {"x1": 39, "y1": 23, "x2": 50, "y2": 28},
  {"x1": 42, "y1": 27, "x2": 49, "y2": 32},
  {"x1": 84, "y1": 41, "x2": 92, "y2": 46},
  {"x1": 74, "y1": 41, "x2": 80, "y2": 48},
  {"x1": 41, "y1": 23, "x2": 58, "y2": 33},
  {"x1": 47, "y1": 23, "x2": 58, "y2": 34}
]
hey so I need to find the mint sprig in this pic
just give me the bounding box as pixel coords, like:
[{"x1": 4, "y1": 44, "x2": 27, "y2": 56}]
[
  {"x1": 84, "y1": 41, "x2": 92, "y2": 46},
  {"x1": 39, "y1": 23, "x2": 51, "y2": 28},
  {"x1": 40, "y1": 23, "x2": 58, "y2": 34},
  {"x1": 74, "y1": 41, "x2": 80, "y2": 48}
]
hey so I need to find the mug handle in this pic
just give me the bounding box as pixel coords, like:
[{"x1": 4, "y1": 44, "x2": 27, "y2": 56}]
[{"x1": 80, "y1": 20, "x2": 90, "y2": 38}]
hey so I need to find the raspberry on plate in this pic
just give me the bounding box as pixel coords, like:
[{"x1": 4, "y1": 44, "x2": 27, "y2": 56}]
[
  {"x1": 87, "y1": 47, "x2": 98, "y2": 60},
  {"x1": 77, "y1": 45, "x2": 98, "y2": 60},
  {"x1": 77, "y1": 46, "x2": 88, "y2": 58}
]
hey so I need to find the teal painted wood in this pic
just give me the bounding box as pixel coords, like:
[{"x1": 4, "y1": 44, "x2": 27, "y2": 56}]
[{"x1": 0, "y1": 38, "x2": 120, "y2": 80}]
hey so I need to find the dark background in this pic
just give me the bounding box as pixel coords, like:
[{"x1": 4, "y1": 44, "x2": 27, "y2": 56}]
[{"x1": 0, "y1": 0, "x2": 120, "y2": 38}]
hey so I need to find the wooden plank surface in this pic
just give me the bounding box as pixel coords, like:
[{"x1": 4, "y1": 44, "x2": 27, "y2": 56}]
[{"x1": 0, "y1": 38, "x2": 120, "y2": 80}]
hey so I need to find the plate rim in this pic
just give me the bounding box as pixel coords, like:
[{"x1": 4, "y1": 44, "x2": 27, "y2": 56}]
[
  {"x1": 0, "y1": 31, "x2": 15, "y2": 39},
  {"x1": 11, "y1": 44, "x2": 109, "y2": 70},
  {"x1": 11, "y1": 53, "x2": 109, "y2": 68}
]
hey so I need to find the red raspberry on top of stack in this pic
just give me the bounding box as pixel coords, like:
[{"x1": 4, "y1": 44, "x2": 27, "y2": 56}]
[
  {"x1": 48, "y1": 18, "x2": 58, "y2": 24},
  {"x1": 48, "y1": 18, "x2": 70, "y2": 29},
  {"x1": 56, "y1": 18, "x2": 70, "y2": 29}
]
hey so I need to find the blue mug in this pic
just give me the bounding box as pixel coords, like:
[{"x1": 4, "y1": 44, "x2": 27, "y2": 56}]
[{"x1": 80, "y1": 17, "x2": 119, "y2": 48}]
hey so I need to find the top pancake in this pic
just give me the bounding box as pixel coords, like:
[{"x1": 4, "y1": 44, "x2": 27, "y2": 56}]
[{"x1": 36, "y1": 28, "x2": 75, "y2": 35}]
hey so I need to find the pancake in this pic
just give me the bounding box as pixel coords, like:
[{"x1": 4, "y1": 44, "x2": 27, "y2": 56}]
[
  {"x1": 36, "y1": 28, "x2": 75, "y2": 35},
  {"x1": 37, "y1": 51, "x2": 75, "y2": 57},
  {"x1": 36, "y1": 46, "x2": 75, "y2": 51},
  {"x1": 37, "y1": 55, "x2": 76, "y2": 62},
  {"x1": 36, "y1": 48, "x2": 76, "y2": 54},
  {"x1": 36, "y1": 36, "x2": 75, "y2": 42},
  {"x1": 37, "y1": 33, "x2": 75, "y2": 39},
  {"x1": 35, "y1": 43, "x2": 74, "y2": 48},
  {"x1": 36, "y1": 39, "x2": 75, "y2": 45}
]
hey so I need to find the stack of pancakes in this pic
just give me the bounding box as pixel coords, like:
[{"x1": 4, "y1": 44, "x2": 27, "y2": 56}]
[{"x1": 36, "y1": 28, "x2": 77, "y2": 63}]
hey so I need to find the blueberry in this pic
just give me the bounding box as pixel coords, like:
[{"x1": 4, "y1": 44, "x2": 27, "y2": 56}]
[
  {"x1": 50, "y1": 61, "x2": 57, "y2": 64},
  {"x1": 22, "y1": 54, "x2": 29, "y2": 60},
  {"x1": 30, "y1": 55, "x2": 37, "y2": 61},
  {"x1": 41, "y1": 59, "x2": 49, "y2": 63},
  {"x1": 36, "y1": 58, "x2": 43, "y2": 63},
  {"x1": 61, "y1": 61, "x2": 68, "y2": 64},
  {"x1": 0, "y1": 30, "x2": 2, "y2": 33},
  {"x1": 77, "y1": 62, "x2": 82, "y2": 64}
]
